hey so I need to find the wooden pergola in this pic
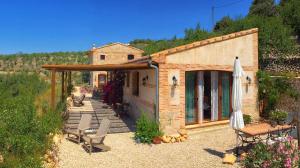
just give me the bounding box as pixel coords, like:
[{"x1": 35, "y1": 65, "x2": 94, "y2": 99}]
[{"x1": 42, "y1": 63, "x2": 150, "y2": 109}]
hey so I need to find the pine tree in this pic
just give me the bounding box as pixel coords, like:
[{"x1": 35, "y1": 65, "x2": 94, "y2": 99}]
[{"x1": 249, "y1": 0, "x2": 277, "y2": 17}]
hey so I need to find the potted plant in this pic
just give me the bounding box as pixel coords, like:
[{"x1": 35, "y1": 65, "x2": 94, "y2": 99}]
[
  {"x1": 269, "y1": 109, "x2": 288, "y2": 126},
  {"x1": 243, "y1": 114, "x2": 252, "y2": 125}
]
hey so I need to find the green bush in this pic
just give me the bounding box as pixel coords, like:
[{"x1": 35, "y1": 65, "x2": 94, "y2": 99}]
[
  {"x1": 0, "y1": 73, "x2": 63, "y2": 167},
  {"x1": 134, "y1": 113, "x2": 163, "y2": 144},
  {"x1": 243, "y1": 114, "x2": 252, "y2": 125},
  {"x1": 270, "y1": 109, "x2": 288, "y2": 121},
  {"x1": 257, "y1": 70, "x2": 299, "y2": 117}
]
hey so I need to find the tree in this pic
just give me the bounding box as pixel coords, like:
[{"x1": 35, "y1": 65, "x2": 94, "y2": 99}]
[
  {"x1": 279, "y1": 0, "x2": 300, "y2": 37},
  {"x1": 213, "y1": 16, "x2": 234, "y2": 32},
  {"x1": 219, "y1": 16, "x2": 296, "y2": 61},
  {"x1": 249, "y1": 0, "x2": 278, "y2": 17}
]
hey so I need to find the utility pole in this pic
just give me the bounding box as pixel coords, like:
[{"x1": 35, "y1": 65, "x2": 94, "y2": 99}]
[
  {"x1": 211, "y1": 0, "x2": 215, "y2": 30},
  {"x1": 211, "y1": 5, "x2": 215, "y2": 29}
]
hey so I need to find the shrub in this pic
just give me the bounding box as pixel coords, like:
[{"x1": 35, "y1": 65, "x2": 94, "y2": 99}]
[
  {"x1": 257, "y1": 70, "x2": 299, "y2": 118},
  {"x1": 243, "y1": 114, "x2": 252, "y2": 125},
  {"x1": 0, "y1": 73, "x2": 63, "y2": 167},
  {"x1": 134, "y1": 113, "x2": 163, "y2": 144},
  {"x1": 243, "y1": 136, "x2": 299, "y2": 168},
  {"x1": 270, "y1": 109, "x2": 288, "y2": 121}
]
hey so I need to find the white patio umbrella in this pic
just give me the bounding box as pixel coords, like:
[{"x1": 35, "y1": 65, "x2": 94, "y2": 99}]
[{"x1": 230, "y1": 57, "x2": 245, "y2": 155}]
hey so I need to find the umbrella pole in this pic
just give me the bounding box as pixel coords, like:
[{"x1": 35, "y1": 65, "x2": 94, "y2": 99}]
[{"x1": 235, "y1": 130, "x2": 239, "y2": 156}]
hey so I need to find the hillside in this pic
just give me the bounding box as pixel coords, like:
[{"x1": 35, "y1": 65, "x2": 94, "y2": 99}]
[{"x1": 0, "y1": 51, "x2": 89, "y2": 73}]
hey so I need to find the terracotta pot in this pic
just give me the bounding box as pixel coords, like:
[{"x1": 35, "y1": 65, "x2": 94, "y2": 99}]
[{"x1": 152, "y1": 137, "x2": 162, "y2": 144}]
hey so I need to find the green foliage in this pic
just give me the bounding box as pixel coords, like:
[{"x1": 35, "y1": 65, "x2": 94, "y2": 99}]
[
  {"x1": 243, "y1": 114, "x2": 252, "y2": 125},
  {"x1": 257, "y1": 70, "x2": 299, "y2": 117},
  {"x1": 279, "y1": 0, "x2": 300, "y2": 36},
  {"x1": 270, "y1": 109, "x2": 288, "y2": 121},
  {"x1": 243, "y1": 142, "x2": 272, "y2": 167},
  {"x1": 0, "y1": 73, "x2": 63, "y2": 167},
  {"x1": 243, "y1": 137, "x2": 300, "y2": 168},
  {"x1": 213, "y1": 16, "x2": 234, "y2": 32},
  {"x1": 249, "y1": 0, "x2": 278, "y2": 17},
  {"x1": 217, "y1": 15, "x2": 296, "y2": 60},
  {"x1": 134, "y1": 113, "x2": 163, "y2": 144}
]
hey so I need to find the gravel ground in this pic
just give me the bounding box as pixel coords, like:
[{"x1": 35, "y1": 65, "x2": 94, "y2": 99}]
[{"x1": 59, "y1": 126, "x2": 240, "y2": 168}]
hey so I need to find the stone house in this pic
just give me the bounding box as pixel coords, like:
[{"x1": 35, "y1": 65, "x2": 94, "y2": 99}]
[
  {"x1": 89, "y1": 42, "x2": 144, "y2": 88},
  {"x1": 44, "y1": 28, "x2": 259, "y2": 131},
  {"x1": 122, "y1": 28, "x2": 259, "y2": 130}
]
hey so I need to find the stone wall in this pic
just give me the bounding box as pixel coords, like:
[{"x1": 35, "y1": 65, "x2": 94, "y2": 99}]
[
  {"x1": 90, "y1": 43, "x2": 144, "y2": 87},
  {"x1": 276, "y1": 78, "x2": 300, "y2": 113},
  {"x1": 123, "y1": 69, "x2": 156, "y2": 121},
  {"x1": 262, "y1": 57, "x2": 300, "y2": 74}
]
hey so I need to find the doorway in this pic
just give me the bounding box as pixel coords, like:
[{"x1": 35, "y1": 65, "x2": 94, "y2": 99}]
[
  {"x1": 98, "y1": 74, "x2": 107, "y2": 91},
  {"x1": 185, "y1": 71, "x2": 232, "y2": 125}
]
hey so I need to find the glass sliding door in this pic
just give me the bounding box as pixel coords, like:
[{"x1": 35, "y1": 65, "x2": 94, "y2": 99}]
[
  {"x1": 185, "y1": 71, "x2": 197, "y2": 124},
  {"x1": 221, "y1": 72, "x2": 230, "y2": 119}
]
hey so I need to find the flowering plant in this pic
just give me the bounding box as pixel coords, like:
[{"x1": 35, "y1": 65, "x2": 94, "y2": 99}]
[{"x1": 243, "y1": 136, "x2": 299, "y2": 168}]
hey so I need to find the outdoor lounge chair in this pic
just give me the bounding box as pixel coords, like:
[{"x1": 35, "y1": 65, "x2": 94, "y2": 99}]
[
  {"x1": 82, "y1": 118, "x2": 111, "y2": 155},
  {"x1": 72, "y1": 94, "x2": 85, "y2": 107},
  {"x1": 64, "y1": 114, "x2": 92, "y2": 143}
]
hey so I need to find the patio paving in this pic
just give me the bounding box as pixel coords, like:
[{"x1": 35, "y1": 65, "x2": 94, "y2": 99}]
[
  {"x1": 59, "y1": 126, "x2": 240, "y2": 168},
  {"x1": 66, "y1": 96, "x2": 135, "y2": 133}
]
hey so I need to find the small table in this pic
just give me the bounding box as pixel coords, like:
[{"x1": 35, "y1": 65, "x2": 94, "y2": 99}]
[{"x1": 238, "y1": 123, "x2": 294, "y2": 148}]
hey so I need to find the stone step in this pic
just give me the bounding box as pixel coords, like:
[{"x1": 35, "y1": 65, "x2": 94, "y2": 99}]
[
  {"x1": 68, "y1": 113, "x2": 117, "y2": 118},
  {"x1": 65, "y1": 121, "x2": 134, "y2": 129},
  {"x1": 65, "y1": 120, "x2": 129, "y2": 126}
]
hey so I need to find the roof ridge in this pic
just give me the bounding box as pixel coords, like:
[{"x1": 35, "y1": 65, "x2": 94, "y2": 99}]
[
  {"x1": 151, "y1": 28, "x2": 258, "y2": 57},
  {"x1": 94, "y1": 42, "x2": 144, "y2": 52}
]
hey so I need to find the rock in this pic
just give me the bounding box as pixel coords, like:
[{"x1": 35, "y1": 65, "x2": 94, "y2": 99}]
[
  {"x1": 178, "y1": 129, "x2": 188, "y2": 136},
  {"x1": 180, "y1": 137, "x2": 186, "y2": 142},
  {"x1": 53, "y1": 134, "x2": 61, "y2": 145},
  {"x1": 170, "y1": 137, "x2": 176, "y2": 143},
  {"x1": 161, "y1": 135, "x2": 171, "y2": 143},
  {"x1": 0, "y1": 154, "x2": 3, "y2": 163},
  {"x1": 222, "y1": 153, "x2": 236, "y2": 165},
  {"x1": 183, "y1": 134, "x2": 188, "y2": 138}
]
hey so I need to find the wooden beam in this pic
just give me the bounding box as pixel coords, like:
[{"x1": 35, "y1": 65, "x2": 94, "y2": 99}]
[
  {"x1": 51, "y1": 69, "x2": 56, "y2": 109},
  {"x1": 42, "y1": 63, "x2": 150, "y2": 71},
  {"x1": 61, "y1": 71, "x2": 65, "y2": 101}
]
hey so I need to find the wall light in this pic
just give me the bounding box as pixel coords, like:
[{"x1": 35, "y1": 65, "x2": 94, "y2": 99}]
[
  {"x1": 142, "y1": 75, "x2": 148, "y2": 86},
  {"x1": 172, "y1": 76, "x2": 178, "y2": 87},
  {"x1": 246, "y1": 76, "x2": 251, "y2": 84}
]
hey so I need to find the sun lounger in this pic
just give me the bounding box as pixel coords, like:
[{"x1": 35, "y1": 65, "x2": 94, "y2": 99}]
[
  {"x1": 64, "y1": 114, "x2": 92, "y2": 143},
  {"x1": 73, "y1": 94, "x2": 85, "y2": 107},
  {"x1": 82, "y1": 118, "x2": 111, "y2": 155}
]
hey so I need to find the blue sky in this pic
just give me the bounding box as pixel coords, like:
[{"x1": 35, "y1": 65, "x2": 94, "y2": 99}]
[{"x1": 0, "y1": 0, "x2": 253, "y2": 54}]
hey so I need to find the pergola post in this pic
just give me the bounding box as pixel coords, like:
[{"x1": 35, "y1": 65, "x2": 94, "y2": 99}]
[
  {"x1": 61, "y1": 71, "x2": 65, "y2": 101},
  {"x1": 51, "y1": 69, "x2": 56, "y2": 109},
  {"x1": 64, "y1": 71, "x2": 68, "y2": 97},
  {"x1": 67, "y1": 71, "x2": 72, "y2": 96}
]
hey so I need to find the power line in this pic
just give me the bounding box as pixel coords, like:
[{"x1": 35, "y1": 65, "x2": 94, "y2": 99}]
[
  {"x1": 212, "y1": 0, "x2": 245, "y2": 27},
  {"x1": 215, "y1": 0, "x2": 245, "y2": 8}
]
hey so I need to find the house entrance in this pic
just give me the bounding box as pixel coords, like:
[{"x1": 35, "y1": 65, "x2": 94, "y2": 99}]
[{"x1": 185, "y1": 71, "x2": 232, "y2": 125}]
